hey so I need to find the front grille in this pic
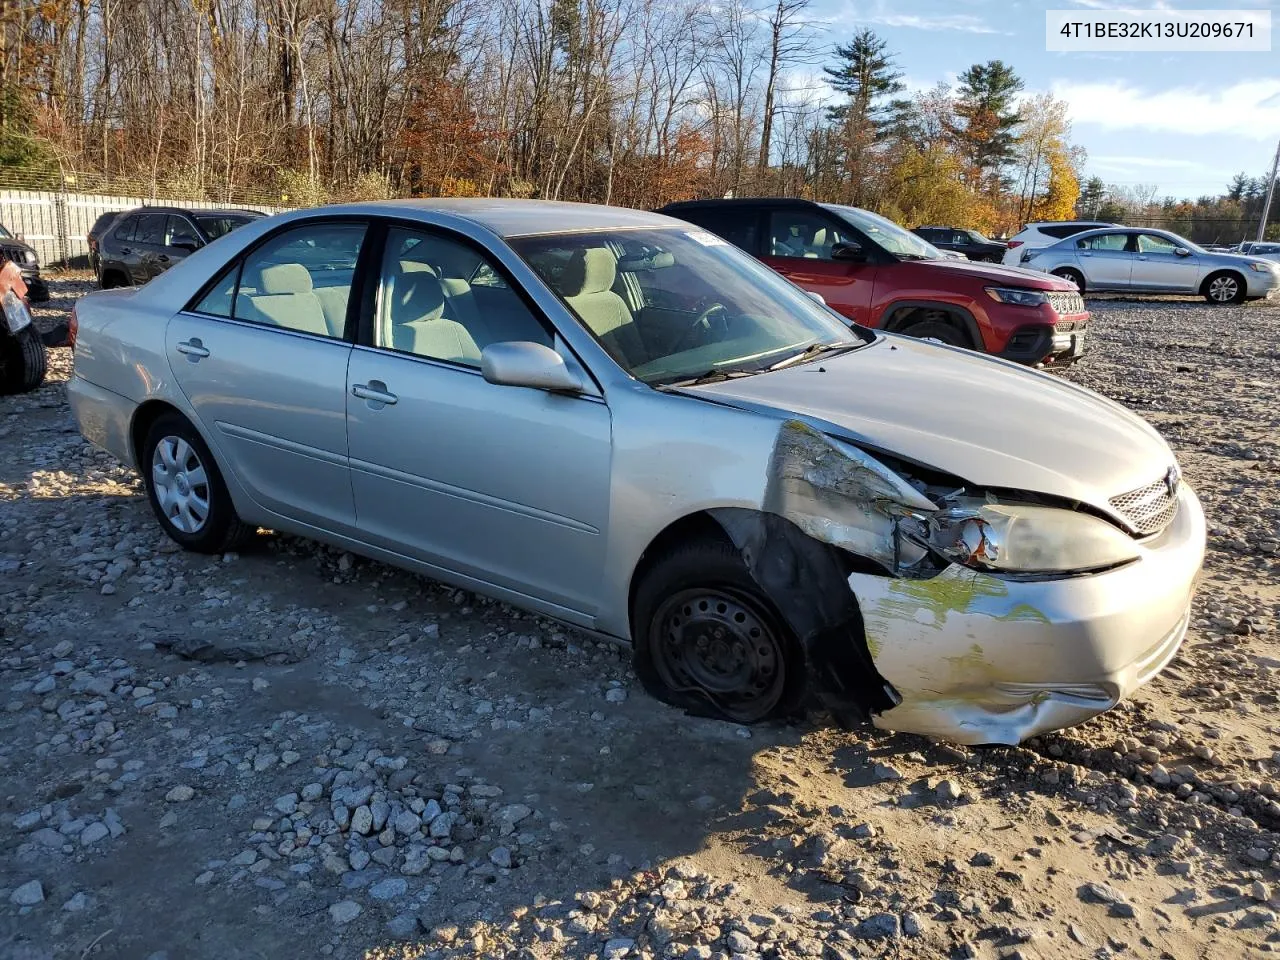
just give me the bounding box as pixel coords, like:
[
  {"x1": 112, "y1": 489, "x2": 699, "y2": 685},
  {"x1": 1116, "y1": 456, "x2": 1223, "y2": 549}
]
[
  {"x1": 1047, "y1": 291, "x2": 1085, "y2": 315},
  {"x1": 1110, "y1": 476, "x2": 1180, "y2": 536}
]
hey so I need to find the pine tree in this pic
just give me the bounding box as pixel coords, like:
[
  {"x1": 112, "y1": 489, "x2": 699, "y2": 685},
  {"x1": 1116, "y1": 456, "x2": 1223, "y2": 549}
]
[
  {"x1": 822, "y1": 28, "x2": 905, "y2": 204},
  {"x1": 952, "y1": 60, "x2": 1024, "y2": 195}
]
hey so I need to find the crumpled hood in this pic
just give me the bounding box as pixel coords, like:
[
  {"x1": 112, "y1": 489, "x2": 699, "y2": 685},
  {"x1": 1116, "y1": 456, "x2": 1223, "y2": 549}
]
[{"x1": 682, "y1": 336, "x2": 1176, "y2": 515}]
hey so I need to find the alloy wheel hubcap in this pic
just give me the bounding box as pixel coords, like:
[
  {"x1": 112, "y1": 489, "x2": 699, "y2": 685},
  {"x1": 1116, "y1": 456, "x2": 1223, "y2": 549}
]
[
  {"x1": 1210, "y1": 277, "x2": 1237, "y2": 301},
  {"x1": 151, "y1": 435, "x2": 210, "y2": 533},
  {"x1": 652, "y1": 588, "x2": 784, "y2": 722}
]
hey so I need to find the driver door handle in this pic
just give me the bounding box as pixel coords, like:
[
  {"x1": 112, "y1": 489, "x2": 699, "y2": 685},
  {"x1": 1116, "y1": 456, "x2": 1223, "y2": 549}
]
[
  {"x1": 352, "y1": 381, "x2": 398, "y2": 406},
  {"x1": 175, "y1": 338, "x2": 210, "y2": 359}
]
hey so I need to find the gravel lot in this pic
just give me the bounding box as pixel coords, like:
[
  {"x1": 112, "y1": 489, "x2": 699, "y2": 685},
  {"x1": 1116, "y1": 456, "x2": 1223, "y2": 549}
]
[{"x1": 2, "y1": 279, "x2": 1279, "y2": 960}]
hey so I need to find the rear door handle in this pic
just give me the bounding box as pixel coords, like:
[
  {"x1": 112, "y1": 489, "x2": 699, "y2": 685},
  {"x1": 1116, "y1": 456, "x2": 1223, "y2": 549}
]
[
  {"x1": 119, "y1": 247, "x2": 132, "y2": 255},
  {"x1": 157, "y1": 254, "x2": 170, "y2": 263},
  {"x1": 175, "y1": 338, "x2": 210, "y2": 359},
  {"x1": 352, "y1": 381, "x2": 398, "y2": 406}
]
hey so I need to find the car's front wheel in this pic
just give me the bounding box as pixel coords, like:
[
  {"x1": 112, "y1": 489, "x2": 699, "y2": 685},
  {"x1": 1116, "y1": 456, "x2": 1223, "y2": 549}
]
[
  {"x1": 141, "y1": 412, "x2": 255, "y2": 553},
  {"x1": 632, "y1": 539, "x2": 804, "y2": 724},
  {"x1": 1202, "y1": 271, "x2": 1246, "y2": 305}
]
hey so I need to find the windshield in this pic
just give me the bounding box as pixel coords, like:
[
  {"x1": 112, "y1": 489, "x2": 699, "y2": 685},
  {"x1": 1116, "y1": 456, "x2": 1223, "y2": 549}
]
[
  {"x1": 0, "y1": 225, "x2": 12, "y2": 239},
  {"x1": 966, "y1": 230, "x2": 993, "y2": 243},
  {"x1": 195, "y1": 214, "x2": 258, "y2": 240},
  {"x1": 821, "y1": 204, "x2": 942, "y2": 260},
  {"x1": 509, "y1": 227, "x2": 866, "y2": 386}
]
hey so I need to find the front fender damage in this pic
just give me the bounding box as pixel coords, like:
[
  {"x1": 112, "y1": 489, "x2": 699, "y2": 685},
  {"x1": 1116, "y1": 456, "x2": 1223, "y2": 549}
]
[{"x1": 710, "y1": 420, "x2": 948, "y2": 723}]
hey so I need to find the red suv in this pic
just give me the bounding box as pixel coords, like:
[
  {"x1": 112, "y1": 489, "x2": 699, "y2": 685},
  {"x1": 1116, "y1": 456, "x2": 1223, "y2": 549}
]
[{"x1": 659, "y1": 198, "x2": 1090, "y2": 365}]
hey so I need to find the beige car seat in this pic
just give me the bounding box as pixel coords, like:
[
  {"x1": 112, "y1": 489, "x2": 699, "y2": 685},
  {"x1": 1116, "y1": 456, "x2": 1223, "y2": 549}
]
[
  {"x1": 243, "y1": 264, "x2": 332, "y2": 336},
  {"x1": 384, "y1": 263, "x2": 480, "y2": 364},
  {"x1": 557, "y1": 248, "x2": 646, "y2": 366}
]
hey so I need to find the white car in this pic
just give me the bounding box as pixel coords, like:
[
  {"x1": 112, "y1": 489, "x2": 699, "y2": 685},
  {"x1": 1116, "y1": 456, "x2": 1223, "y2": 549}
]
[{"x1": 1003, "y1": 221, "x2": 1118, "y2": 266}]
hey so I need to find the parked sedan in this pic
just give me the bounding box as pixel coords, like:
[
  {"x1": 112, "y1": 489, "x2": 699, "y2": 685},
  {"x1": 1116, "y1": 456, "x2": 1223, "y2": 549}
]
[
  {"x1": 1022, "y1": 227, "x2": 1280, "y2": 303},
  {"x1": 1244, "y1": 242, "x2": 1280, "y2": 263},
  {"x1": 66, "y1": 200, "x2": 1204, "y2": 745}
]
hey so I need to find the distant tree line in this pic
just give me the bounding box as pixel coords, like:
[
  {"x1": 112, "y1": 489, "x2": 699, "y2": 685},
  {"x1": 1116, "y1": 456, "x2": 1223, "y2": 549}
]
[
  {"x1": 1076, "y1": 171, "x2": 1279, "y2": 245},
  {"x1": 0, "y1": 0, "x2": 1081, "y2": 232}
]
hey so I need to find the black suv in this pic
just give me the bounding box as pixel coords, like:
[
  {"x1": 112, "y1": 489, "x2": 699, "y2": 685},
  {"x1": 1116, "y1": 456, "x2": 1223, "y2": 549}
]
[
  {"x1": 0, "y1": 223, "x2": 49, "y2": 301},
  {"x1": 912, "y1": 226, "x2": 1007, "y2": 262},
  {"x1": 97, "y1": 206, "x2": 263, "y2": 288}
]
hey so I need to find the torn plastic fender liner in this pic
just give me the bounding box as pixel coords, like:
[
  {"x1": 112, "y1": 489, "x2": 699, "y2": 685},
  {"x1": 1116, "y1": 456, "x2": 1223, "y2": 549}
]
[
  {"x1": 711, "y1": 422, "x2": 943, "y2": 719},
  {"x1": 711, "y1": 508, "x2": 899, "y2": 719}
]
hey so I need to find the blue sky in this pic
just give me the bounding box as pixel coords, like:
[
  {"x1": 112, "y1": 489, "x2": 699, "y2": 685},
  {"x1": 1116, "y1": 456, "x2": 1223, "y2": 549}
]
[{"x1": 800, "y1": 0, "x2": 1280, "y2": 199}]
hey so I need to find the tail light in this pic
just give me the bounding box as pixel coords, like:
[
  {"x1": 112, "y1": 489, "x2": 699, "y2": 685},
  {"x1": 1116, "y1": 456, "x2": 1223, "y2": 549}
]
[
  {"x1": 1007, "y1": 240, "x2": 1024, "y2": 249},
  {"x1": 68, "y1": 303, "x2": 78, "y2": 350}
]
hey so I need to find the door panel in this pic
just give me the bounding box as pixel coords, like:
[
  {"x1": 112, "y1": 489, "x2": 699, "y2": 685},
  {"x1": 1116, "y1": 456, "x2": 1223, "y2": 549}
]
[
  {"x1": 1132, "y1": 234, "x2": 1199, "y2": 291},
  {"x1": 1075, "y1": 233, "x2": 1135, "y2": 289},
  {"x1": 166, "y1": 314, "x2": 356, "y2": 529},
  {"x1": 346, "y1": 350, "x2": 611, "y2": 614}
]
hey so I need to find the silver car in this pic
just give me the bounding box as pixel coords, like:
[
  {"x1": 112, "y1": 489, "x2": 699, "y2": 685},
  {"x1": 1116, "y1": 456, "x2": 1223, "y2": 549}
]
[
  {"x1": 1020, "y1": 226, "x2": 1280, "y2": 304},
  {"x1": 67, "y1": 200, "x2": 1205, "y2": 745}
]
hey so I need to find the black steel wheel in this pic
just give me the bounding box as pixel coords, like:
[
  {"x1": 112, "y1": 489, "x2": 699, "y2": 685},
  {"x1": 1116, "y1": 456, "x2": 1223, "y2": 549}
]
[{"x1": 632, "y1": 538, "x2": 803, "y2": 723}]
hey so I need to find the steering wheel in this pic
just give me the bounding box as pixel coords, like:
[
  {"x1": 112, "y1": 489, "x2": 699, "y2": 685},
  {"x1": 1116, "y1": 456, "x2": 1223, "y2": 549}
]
[{"x1": 672, "y1": 302, "x2": 728, "y2": 352}]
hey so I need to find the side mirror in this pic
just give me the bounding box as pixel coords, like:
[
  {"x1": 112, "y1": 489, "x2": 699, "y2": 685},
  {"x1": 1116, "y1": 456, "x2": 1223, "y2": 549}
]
[
  {"x1": 481, "y1": 341, "x2": 583, "y2": 393},
  {"x1": 1174, "y1": 247, "x2": 1191, "y2": 257},
  {"x1": 830, "y1": 241, "x2": 865, "y2": 262}
]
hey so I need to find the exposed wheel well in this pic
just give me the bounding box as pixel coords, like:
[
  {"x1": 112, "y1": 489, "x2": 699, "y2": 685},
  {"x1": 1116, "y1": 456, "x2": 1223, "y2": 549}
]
[
  {"x1": 627, "y1": 511, "x2": 727, "y2": 636},
  {"x1": 129, "y1": 399, "x2": 187, "y2": 467},
  {"x1": 100, "y1": 268, "x2": 129, "y2": 289},
  {"x1": 881, "y1": 303, "x2": 982, "y2": 349}
]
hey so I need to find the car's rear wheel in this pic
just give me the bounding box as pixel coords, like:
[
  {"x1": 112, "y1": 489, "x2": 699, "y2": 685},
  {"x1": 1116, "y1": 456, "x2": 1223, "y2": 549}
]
[
  {"x1": 1203, "y1": 271, "x2": 1245, "y2": 305},
  {"x1": 99, "y1": 270, "x2": 128, "y2": 290},
  {"x1": 141, "y1": 412, "x2": 255, "y2": 553},
  {"x1": 1052, "y1": 267, "x2": 1085, "y2": 292},
  {"x1": 0, "y1": 327, "x2": 47, "y2": 395},
  {"x1": 632, "y1": 539, "x2": 803, "y2": 724}
]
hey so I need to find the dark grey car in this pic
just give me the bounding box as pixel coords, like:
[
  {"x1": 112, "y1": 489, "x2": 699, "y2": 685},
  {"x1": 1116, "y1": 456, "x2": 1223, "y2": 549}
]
[{"x1": 97, "y1": 207, "x2": 263, "y2": 288}]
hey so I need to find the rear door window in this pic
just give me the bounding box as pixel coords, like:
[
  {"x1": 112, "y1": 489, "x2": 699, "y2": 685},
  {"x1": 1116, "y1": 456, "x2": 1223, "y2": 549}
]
[
  {"x1": 1078, "y1": 232, "x2": 1131, "y2": 252},
  {"x1": 113, "y1": 217, "x2": 138, "y2": 242},
  {"x1": 134, "y1": 214, "x2": 166, "y2": 245}
]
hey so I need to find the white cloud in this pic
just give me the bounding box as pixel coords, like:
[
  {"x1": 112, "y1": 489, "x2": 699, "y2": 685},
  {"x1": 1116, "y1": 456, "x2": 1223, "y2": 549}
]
[
  {"x1": 1051, "y1": 78, "x2": 1280, "y2": 140},
  {"x1": 864, "y1": 13, "x2": 1002, "y2": 34}
]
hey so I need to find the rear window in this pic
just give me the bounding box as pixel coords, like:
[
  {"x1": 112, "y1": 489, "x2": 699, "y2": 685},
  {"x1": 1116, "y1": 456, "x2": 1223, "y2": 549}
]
[
  {"x1": 1041, "y1": 224, "x2": 1096, "y2": 239},
  {"x1": 667, "y1": 207, "x2": 759, "y2": 255}
]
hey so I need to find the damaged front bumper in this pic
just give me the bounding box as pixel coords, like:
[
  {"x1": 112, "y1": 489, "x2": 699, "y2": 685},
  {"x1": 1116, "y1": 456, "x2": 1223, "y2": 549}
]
[{"x1": 852, "y1": 483, "x2": 1205, "y2": 745}]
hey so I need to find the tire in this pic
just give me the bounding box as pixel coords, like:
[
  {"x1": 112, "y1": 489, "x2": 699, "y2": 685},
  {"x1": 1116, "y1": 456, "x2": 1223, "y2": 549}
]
[
  {"x1": 99, "y1": 270, "x2": 128, "y2": 290},
  {"x1": 1203, "y1": 271, "x2": 1246, "y2": 305},
  {"x1": 632, "y1": 538, "x2": 805, "y2": 724},
  {"x1": 1052, "y1": 268, "x2": 1085, "y2": 293},
  {"x1": 0, "y1": 327, "x2": 48, "y2": 395},
  {"x1": 140, "y1": 412, "x2": 255, "y2": 553},
  {"x1": 899, "y1": 318, "x2": 972, "y2": 349}
]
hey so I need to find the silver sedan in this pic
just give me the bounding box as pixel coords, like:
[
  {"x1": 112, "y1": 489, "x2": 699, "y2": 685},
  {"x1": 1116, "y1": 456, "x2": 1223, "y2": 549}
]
[
  {"x1": 1020, "y1": 226, "x2": 1280, "y2": 304},
  {"x1": 67, "y1": 200, "x2": 1205, "y2": 745}
]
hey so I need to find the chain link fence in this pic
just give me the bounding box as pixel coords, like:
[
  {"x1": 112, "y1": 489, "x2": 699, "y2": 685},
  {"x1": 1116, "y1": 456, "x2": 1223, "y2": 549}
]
[{"x1": 0, "y1": 169, "x2": 292, "y2": 269}]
